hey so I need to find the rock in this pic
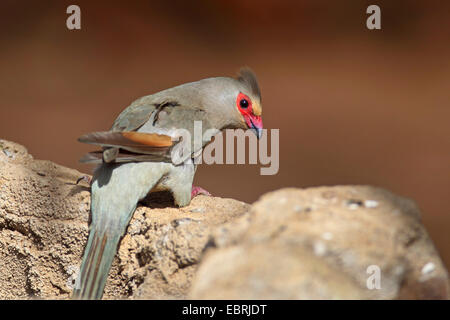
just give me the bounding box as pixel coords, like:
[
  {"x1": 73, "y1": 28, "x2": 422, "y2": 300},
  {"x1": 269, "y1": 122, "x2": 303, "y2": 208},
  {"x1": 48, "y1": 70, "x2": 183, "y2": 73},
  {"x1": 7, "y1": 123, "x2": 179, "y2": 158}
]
[
  {"x1": 0, "y1": 140, "x2": 249, "y2": 299},
  {"x1": 189, "y1": 187, "x2": 449, "y2": 299},
  {"x1": 0, "y1": 139, "x2": 448, "y2": 299},
  {"x1": 114, "y1": 194, "x2": 249, "y2": 300}
]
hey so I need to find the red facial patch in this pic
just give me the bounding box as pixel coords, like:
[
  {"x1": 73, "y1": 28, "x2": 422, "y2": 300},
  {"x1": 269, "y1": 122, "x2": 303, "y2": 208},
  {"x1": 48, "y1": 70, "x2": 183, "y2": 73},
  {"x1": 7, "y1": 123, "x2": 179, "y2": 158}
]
[{"x1": 236, "y1": 92, "x2": 252, "y2": 115}]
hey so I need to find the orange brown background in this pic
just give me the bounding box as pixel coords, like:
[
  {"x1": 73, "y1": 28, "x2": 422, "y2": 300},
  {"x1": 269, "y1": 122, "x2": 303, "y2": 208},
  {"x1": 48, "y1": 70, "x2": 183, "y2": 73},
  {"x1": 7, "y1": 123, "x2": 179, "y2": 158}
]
[{"x1": 1, "y1": 1, "x2": 449, "y2": 267}]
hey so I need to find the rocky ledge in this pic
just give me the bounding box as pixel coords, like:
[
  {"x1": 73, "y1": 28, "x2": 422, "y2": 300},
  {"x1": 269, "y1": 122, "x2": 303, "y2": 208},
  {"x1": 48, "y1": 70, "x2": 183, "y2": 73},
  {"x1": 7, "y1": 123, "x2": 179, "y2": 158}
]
[{"x1": 0, "y1": 139, "x2": 448, "y2": 299}]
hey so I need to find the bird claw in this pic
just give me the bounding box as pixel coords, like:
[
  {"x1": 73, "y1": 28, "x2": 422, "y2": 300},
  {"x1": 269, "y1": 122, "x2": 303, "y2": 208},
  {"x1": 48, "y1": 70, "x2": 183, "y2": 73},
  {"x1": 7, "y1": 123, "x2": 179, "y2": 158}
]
[
  {"x1": 191, "y1": 186, "x2": 212, "y2": 199},
  {"x1": 76, "y1": 175, "x2": 92, "y2": 186}
]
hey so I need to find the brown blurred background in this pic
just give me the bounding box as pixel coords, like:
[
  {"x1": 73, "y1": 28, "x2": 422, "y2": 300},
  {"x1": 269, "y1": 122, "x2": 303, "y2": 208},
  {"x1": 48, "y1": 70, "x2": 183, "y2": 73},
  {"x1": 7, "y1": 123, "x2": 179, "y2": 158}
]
[{"x1": 0, "y1": 1, "x2": 449, "y2": 266}]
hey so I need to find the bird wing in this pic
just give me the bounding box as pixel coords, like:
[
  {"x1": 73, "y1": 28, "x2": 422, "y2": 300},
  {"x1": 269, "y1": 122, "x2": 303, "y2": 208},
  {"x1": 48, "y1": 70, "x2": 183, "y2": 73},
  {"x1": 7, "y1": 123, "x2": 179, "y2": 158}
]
[
  {"x1": 111, "y1": 103, "x2": 157, "y2": 132},
  {"x1": 78, "y1": 131, "x2": 175, "y2": 164},
  {"x1": 79, "y1": 131, "x2": 174, "y2": 150},
  {"x1": 79, "y1": 91, "x2": 217, "y2": 164}
]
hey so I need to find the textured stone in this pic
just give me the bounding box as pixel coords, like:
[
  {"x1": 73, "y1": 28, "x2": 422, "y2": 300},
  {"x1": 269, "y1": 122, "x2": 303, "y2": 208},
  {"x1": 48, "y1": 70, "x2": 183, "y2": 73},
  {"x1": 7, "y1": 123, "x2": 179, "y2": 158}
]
[
  {"x1": 190, "y1": 187, "x2": 449, "y2": 299},
  {"x1": 0, "y1": 140, "x2": 448, "y2": 300},
  {"x1": 0, "y1": 140, "x2": 249, "y2": 299}
]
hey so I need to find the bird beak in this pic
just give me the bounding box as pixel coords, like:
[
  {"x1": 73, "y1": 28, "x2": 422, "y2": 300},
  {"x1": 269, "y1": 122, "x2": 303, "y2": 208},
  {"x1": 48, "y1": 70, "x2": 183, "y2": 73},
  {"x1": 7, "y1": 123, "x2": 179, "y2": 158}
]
[{"x1": 246, "y1": 115, "x2": 263, "y2": 139}]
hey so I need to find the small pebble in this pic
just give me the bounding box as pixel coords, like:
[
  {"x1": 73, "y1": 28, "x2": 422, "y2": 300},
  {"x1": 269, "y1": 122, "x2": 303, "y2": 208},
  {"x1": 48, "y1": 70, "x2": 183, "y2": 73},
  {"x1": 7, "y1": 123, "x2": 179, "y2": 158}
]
[
  {"x1": 173, "y1": 218, "x2": 194, "y2": 226},
  {"x1": 346, "y1": 199, "x2": 363, "y2": 210},
  {"x1": 293, "y1": 205, "x2": 302, "y2": 212},
  {"x1": 190, "y1": 207, "x2": 205, "y2": 213},
  {"x1": 364, "y1": 200, "x2": 379, "y2": 208},
  {"x1": 421, "y1": 262, "x2": 435, "y2": 275},
  {"x1": 3, "y1": 149, "x2": 13, "y2": 158},
  {"x1": 313, "y1": 241, "x2": 327, "y2": 256},
  {"x1": 321, "y1": 232, "x2": 333, "y2": 241}
]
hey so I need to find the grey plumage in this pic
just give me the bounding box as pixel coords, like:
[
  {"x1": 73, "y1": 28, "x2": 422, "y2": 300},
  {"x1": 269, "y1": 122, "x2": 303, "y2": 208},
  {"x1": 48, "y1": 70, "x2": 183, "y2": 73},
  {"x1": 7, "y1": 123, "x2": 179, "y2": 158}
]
[{"x1": 73, "y1": 68, "x2": 262, "y2": 299}]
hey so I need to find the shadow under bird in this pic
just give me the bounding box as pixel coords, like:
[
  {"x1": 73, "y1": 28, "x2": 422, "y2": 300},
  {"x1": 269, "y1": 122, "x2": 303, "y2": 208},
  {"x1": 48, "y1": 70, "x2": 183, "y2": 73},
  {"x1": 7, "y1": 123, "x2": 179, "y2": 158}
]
[{"x1": 72, "y1": 68, "x2": 263, "y2": 299}]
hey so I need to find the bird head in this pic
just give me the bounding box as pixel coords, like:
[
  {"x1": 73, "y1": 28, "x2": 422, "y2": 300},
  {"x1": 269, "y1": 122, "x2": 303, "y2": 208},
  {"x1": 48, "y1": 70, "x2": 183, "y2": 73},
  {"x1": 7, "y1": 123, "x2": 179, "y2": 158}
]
[{"x1": 234, "y1": 68, "x2": 263, "y2": 139}]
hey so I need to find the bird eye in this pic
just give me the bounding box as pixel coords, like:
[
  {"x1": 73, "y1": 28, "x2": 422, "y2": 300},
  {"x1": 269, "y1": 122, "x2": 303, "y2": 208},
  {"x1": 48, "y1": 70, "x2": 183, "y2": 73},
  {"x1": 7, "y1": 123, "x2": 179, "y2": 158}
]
[
  {"x1": 236, "y1": 92, "x2": 252, "y2": 112},
  {"x1": 240, "y1": 99, "x2": 249, "y2": 109}
]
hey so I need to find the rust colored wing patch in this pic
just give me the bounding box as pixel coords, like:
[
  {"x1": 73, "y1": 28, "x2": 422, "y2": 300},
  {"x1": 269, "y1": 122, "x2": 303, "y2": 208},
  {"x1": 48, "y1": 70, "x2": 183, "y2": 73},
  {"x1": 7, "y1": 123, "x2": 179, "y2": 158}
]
[
  {"x1": 78, "y1": 131, "x2": 173, "y2": 148},
  {"x1": 120, "y1": 131, "x2": 173, "y2": 147}
]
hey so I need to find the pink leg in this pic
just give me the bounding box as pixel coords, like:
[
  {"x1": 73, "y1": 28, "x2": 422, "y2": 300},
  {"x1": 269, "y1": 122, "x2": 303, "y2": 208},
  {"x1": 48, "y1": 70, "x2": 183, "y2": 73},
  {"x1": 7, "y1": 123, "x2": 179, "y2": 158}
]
[{"x1": 191, "y1": 186, "x2": 212, "y2": 199}]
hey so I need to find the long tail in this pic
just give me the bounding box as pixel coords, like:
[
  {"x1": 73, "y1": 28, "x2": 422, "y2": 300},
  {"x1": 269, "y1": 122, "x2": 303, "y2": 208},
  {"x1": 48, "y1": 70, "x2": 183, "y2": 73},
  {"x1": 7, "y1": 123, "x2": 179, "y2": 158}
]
[
  {"x1": 72, "y1": 161, "x2": 168, "y2": 299},
  {"x1": 72, "y1": 226, "x2": 123, "y2": 300}
]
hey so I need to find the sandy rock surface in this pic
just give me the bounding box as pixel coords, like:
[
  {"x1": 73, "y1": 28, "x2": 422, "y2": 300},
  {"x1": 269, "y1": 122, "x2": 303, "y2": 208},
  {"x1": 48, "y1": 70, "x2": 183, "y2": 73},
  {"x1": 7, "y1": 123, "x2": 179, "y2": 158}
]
[
  {"x1": 0, "y1": 139, "x2": 448, "y2": 299},
  {"x1": 0, "y1": 140, "x2": 249, "y2": 299},
  {"x1": 190, "y1": 187, "x2": 449, "y2": 299}
]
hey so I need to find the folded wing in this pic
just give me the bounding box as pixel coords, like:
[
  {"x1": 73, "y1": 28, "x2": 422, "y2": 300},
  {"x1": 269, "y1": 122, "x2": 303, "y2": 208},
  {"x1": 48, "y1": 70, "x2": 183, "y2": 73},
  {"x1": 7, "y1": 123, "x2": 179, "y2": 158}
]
[{"x1": 78, "y1": 131, "x2": 176, "y2": 164}]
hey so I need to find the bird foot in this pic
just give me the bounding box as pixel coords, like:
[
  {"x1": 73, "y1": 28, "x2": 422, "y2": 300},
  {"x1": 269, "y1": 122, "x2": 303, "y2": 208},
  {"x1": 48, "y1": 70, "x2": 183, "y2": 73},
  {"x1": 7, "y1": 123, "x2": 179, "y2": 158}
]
[
  {"x1": 76, "y1": 175, "x2": 92, "y2": 186},
  {"x1": 191, "y1": 186, "x2": 212, "y2": 199}
]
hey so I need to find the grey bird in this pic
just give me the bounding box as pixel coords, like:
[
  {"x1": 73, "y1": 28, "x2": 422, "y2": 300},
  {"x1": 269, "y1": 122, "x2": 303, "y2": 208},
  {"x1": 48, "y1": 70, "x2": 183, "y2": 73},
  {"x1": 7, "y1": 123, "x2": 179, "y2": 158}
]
[{"x1": 72, "y1": 68, "x2": 263, "y2": 299}]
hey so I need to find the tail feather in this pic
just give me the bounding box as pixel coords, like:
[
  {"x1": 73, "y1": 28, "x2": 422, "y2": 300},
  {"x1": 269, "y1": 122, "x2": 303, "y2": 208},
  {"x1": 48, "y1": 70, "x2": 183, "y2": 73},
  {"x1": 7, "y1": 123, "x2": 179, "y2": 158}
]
[
  {"x1": 73, "y1": 161, "x2": 165, "y2": 300},
  {"x1": 72, "y1": 228, "x2": 122, "y2": 300}
]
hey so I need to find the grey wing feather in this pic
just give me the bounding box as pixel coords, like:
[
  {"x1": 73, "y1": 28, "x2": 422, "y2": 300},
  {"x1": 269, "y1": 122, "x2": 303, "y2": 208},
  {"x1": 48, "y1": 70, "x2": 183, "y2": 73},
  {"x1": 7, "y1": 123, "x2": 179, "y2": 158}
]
[
  {"x1": 80, "y1": 151, "x2": 172, "y2": 164},
  {"x1": 111, "y1": 103, "x2": 157, "y2": 132}
]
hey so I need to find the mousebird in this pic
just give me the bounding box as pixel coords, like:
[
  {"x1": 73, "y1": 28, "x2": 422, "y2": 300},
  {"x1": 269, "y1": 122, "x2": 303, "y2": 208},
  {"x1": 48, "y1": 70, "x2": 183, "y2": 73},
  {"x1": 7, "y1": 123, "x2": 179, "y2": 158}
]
[{"x1": 72, "y1": 68, "x2": 263, "y2": 299}]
